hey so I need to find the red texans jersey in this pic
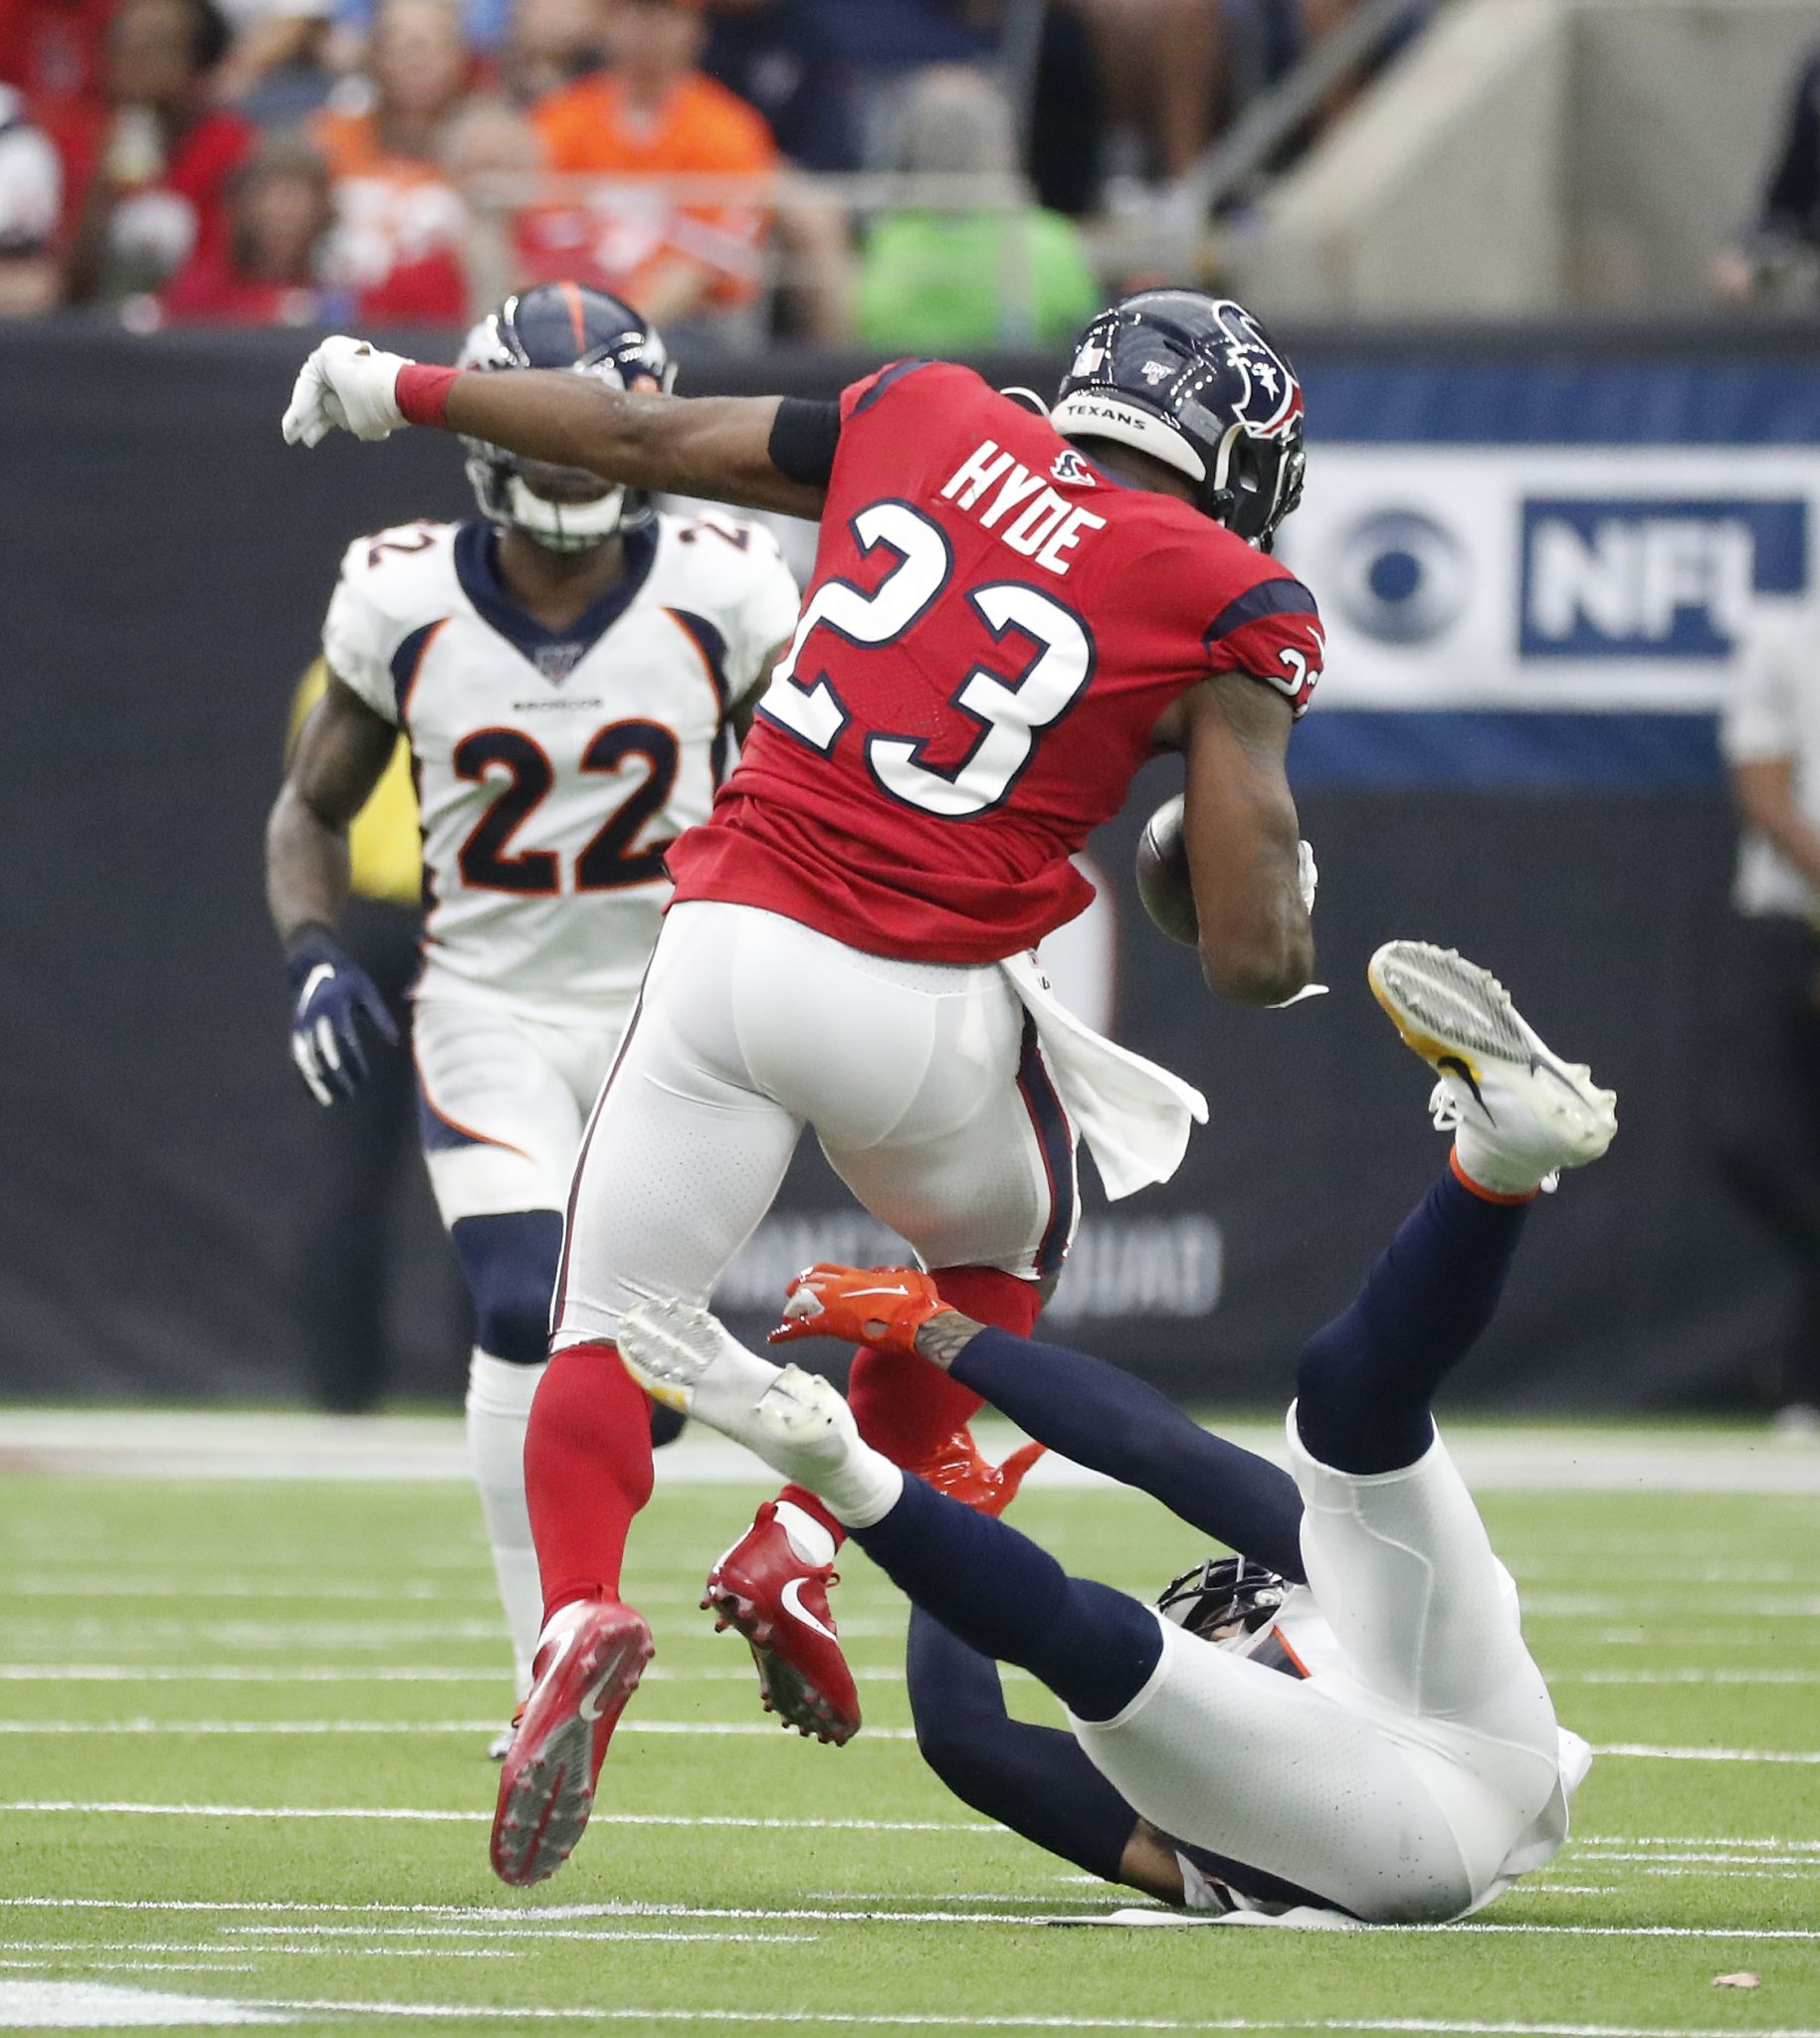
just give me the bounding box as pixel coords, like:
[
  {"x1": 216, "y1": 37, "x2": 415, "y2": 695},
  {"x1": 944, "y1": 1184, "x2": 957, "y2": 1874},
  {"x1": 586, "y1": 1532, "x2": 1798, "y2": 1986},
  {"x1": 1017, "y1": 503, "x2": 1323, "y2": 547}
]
[{"x1": 666, "y1": 360, "x2": 1324, "y2": 963}]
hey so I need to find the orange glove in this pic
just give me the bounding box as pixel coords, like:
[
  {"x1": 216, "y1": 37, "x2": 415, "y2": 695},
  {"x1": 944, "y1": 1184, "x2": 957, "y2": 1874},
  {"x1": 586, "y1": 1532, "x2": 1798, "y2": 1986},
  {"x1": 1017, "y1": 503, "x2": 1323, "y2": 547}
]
[
  {"x1": 912, "y1": 1429, "x2": 1047, "y2": 1516},
  {"x1": 769, "y1": 1263, "x2": 947, "y2": 1358}
]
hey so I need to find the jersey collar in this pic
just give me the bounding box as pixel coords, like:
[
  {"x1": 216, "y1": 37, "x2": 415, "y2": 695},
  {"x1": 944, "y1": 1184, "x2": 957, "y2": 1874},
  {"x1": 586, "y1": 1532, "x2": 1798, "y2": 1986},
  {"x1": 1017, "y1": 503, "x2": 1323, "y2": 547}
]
[{"x1": 453, "y1": 518, "x2": 660, "y2": 675}]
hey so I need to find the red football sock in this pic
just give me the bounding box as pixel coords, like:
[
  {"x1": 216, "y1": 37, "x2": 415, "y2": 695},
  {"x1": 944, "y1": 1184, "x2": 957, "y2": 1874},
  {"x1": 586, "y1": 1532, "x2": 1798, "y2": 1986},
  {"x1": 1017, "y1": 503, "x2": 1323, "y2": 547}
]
[
  {"x1": 774, "y1": 1268, "x2": 1044, "y2": 1551},
  {"x1": 524, "y1": 1340, "x2": 655, "y2": 1621},
  {"x1": 849, "y1": 1262, "x2": 1041, "y2": 1471}
]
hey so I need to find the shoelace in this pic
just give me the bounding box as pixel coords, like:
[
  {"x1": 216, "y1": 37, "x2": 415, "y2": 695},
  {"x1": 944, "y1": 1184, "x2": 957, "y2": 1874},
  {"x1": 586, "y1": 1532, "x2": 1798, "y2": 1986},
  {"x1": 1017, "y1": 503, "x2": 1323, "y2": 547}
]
[
  {"x1": 1428, "y1": 1080, "x2": 1559, "y2": 1193},
  {"x1": 1425, "y1": 1079, "x2": 1462, "y2": 1134}
]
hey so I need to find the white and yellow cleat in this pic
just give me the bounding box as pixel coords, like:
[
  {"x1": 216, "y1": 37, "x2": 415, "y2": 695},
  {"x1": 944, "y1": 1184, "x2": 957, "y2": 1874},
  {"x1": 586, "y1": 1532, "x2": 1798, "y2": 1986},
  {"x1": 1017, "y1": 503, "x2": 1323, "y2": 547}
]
[
  {"x1": 618, "y1": 1298, "x2": 861, "y2": 1486},
  {"x1": 1367, "y1": 941, "x2": 1617, "y2": 1196}
]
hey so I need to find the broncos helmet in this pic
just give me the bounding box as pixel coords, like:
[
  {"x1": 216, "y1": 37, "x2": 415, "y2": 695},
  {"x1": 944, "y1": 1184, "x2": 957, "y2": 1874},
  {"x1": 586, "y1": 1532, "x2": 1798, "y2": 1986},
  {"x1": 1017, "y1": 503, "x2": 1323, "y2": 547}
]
[
  {"x1": 1157, "y1": 1554, "x2": 1287, "y2": 1644},
  {"x1": 456, "y1": 283, "x2": 677, "y2": 553},
  {"x1": 1050, "y1": 291, "x2": 1307, "y2": 549}
]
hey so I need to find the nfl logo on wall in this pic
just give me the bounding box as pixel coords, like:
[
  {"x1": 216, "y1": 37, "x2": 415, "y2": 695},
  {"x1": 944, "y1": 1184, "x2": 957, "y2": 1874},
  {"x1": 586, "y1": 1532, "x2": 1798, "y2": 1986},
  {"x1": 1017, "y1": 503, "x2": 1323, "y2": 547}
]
[
  {"x1": 1519, "y1": 498, "x2": 1809, "y2": 660},
  {"x1": 1282, "y1": 446, "x2": 1820, "y2": 711}
]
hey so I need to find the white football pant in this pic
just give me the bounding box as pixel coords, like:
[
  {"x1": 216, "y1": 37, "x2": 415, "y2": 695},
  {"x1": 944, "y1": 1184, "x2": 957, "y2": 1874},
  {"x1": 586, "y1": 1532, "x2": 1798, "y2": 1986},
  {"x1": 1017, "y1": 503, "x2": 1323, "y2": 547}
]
[
  {"x1": 554, "y1": 901, "x2": 1079, "y2": 1345},
  {"x1": 414, "y1": 995, "x2": 634, "y2": 1225},
  {"x1": 1069, "y1": 1423, "x2": 1564, "y2": 1924}
]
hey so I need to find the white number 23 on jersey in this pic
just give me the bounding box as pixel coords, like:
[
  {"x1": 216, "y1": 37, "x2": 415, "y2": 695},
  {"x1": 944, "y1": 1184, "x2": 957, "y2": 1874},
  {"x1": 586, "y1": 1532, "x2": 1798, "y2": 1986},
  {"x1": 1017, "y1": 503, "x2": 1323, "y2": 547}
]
[{"x1": 757, "y1": 502, "x2": 1093, "y2": 819}]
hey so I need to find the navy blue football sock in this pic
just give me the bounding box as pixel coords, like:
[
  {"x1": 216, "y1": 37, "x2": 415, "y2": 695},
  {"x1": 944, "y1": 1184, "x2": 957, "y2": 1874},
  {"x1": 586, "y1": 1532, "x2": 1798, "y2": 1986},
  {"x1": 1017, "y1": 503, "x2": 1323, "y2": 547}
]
[
  {"x1": 851, "y1": 1474, "x2": 1162, "y2": 1724},
  {"x1": 1294, "y1": 1166, "x2": 1531, "y2": 1475},
  {"x1": 949, "y1": 1328, "x2": 1306, "y2": 1581},
  {"x1": 906, "y1": 1610, "x2": 1140, "y2": 1882}
]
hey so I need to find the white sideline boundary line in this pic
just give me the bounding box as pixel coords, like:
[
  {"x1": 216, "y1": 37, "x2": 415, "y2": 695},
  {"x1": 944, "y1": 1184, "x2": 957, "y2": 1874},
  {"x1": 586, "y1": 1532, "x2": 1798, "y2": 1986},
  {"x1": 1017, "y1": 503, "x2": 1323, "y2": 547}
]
[{"x1": 8, "y1": 1409, "x2": 1820, "y2": 1493}]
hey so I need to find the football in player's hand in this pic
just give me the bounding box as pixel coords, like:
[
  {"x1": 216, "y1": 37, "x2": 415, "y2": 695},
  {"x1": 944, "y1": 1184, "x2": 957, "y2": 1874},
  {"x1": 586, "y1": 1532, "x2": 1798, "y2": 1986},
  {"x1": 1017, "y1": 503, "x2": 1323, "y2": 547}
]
[{"x1": 1135, "y1": 794, "x2": 1198, "y2": 946}]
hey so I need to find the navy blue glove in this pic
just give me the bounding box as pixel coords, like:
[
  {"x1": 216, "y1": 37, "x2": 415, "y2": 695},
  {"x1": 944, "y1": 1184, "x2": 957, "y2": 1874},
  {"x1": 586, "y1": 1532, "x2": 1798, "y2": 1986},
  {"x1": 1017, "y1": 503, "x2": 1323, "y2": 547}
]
[{"x1": 286, "y1": 922, "x2": 399, "y2": 1106}]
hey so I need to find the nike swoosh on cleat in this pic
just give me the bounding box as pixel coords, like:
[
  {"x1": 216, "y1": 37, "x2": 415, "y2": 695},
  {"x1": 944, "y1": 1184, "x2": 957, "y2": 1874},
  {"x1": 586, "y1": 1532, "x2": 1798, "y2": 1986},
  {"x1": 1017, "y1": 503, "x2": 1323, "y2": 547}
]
[
  {"x1": 577, "y1": 1664, "x2": 617, "y2": 1723},
  {"x1": 780, "y1": 1575, "x2": 838, "y2": 1643},
  {"x1": 1437, "y1": 1053, "x2": 1495, "y2": 1122}
]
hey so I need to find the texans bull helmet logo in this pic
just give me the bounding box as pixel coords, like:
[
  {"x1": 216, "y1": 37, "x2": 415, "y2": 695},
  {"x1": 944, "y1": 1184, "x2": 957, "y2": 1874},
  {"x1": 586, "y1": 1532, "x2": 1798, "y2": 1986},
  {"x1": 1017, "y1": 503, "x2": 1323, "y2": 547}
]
[{"x1": 1052, "y1": 289, "x2": 1308, "y2": 545}]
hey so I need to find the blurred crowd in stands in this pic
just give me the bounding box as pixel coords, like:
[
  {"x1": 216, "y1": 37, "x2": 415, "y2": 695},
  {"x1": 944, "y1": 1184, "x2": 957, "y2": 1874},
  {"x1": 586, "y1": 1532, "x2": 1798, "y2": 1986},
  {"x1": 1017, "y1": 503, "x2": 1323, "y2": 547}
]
[{"x1": 0, "y1": 0, "x2": 1387, "y2": 341}]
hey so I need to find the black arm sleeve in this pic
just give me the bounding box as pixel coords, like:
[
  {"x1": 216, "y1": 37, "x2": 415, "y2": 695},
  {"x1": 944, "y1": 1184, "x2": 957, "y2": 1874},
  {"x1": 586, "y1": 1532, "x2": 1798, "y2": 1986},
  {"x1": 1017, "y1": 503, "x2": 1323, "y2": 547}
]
[{"x1": 767, "y1": 397, "x2": 844, "y2": 488}]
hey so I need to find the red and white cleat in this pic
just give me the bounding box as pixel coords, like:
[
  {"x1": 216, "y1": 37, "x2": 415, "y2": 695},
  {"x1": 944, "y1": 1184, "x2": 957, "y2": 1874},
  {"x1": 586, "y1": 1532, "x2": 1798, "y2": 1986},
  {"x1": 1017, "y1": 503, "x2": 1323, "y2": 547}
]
[
  {"x1": 490, "y1": 1597, "x2": 652, "y2": 1888},
  {"x1": 704, "y1": 1502, "x2": 861, "y2": 1745}
]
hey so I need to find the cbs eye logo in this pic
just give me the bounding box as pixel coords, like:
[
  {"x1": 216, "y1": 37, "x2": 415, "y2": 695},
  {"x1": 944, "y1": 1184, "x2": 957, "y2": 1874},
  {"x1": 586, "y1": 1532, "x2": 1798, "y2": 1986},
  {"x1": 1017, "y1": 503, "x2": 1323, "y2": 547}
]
[{"x1": 1329, "y1": 510, "x2": 1472, "y2": 647}]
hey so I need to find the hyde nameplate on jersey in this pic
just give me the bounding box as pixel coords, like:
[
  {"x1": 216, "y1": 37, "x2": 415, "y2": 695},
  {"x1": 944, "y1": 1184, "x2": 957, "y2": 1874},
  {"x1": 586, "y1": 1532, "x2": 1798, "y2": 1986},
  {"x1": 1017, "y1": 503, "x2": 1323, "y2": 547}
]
[{"x1": 322, "y1": 509, "x2": 803, "y2": 1023}]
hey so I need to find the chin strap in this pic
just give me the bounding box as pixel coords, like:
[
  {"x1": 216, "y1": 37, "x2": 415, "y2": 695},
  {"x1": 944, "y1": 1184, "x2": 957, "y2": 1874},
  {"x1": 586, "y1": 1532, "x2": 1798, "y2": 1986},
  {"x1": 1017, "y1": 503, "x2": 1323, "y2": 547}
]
[{"x1": 505, "y1": 476, "x2": 626, "y2": 552}]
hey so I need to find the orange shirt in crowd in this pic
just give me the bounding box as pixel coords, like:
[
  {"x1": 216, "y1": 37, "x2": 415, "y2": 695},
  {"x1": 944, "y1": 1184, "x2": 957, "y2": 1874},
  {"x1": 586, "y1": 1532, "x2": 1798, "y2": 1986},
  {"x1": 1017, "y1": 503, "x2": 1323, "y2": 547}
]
[
  {"x1": 526, "y1": 70, "x2": 775, "y2": 311},
  {"x1": 308, "y1": 105, "x2": 468, "y2": 321}
]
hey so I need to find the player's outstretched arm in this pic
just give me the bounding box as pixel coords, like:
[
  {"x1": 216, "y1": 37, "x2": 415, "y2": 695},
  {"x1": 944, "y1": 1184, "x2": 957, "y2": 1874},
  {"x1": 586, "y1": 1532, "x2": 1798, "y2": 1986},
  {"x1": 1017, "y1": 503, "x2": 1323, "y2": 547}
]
[
  {"x1": 1176, "y1": 675, "x2": 1314, "y2": 1007},
  {"x1": 281, "y1": 335, "x2": 827, "y2": 520},
  {"x1": 266, "y1": 672, "x2": 401, "y2": 1105}
]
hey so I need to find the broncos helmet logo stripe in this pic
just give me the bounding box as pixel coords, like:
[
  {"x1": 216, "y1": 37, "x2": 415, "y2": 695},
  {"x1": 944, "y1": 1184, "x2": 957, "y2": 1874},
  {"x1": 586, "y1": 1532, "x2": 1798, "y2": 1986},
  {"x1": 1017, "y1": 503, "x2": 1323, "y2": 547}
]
[{"x1": 455, "y1": 283, "x2": 679, "y2": 553}]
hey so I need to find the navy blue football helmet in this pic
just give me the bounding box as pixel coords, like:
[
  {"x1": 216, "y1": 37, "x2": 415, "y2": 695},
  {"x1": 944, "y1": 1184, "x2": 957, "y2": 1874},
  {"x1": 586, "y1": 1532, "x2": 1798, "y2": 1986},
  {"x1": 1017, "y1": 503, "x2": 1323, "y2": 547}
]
[
  {"x1": 457, "y1": 283, "x2": 677, "y2": 552},
  {"x1": 1050, "y1": 291, "x2": 1307, "y2": 548},
  {"x1": 1157, "y1": 1554, "x2": 1287, "y2": 1642}
]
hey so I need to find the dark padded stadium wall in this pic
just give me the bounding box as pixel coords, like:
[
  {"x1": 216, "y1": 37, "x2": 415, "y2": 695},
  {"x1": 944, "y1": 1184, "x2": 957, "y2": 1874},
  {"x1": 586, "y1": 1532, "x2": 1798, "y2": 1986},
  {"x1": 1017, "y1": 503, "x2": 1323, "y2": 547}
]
[{"x1": 0, "y1": 326, "x2": 1789, "y2": 1407}]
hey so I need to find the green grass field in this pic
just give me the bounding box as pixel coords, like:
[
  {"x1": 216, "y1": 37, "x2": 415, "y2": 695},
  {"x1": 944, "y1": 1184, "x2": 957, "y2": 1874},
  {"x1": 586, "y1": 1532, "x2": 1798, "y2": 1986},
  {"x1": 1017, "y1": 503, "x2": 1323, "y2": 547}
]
[{"x1": 0, "y1": 1420, "x2": 1816, "y2": 2035}]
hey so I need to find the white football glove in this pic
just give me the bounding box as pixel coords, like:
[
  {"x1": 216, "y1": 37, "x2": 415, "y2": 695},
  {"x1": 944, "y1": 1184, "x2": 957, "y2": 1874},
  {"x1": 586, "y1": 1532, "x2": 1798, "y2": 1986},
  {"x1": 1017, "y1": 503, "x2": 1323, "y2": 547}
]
[
  {"x1": 282, "y1": 335, "x2": 415, "y2": 448},
  {"x1": 1268, "y1": 841, "x2": 1326, "y2": 1008},
  {"x1": 1297, "y1": 839, "x2": 1318, "y2": 916}
]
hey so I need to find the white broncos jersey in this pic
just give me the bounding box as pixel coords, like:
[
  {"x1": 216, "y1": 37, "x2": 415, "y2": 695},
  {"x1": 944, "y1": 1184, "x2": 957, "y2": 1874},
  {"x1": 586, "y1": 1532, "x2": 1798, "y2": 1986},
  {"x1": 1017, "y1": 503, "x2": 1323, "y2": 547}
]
[{"x1": 323, "y1": 511, "x2": 802, "y2": 1018}]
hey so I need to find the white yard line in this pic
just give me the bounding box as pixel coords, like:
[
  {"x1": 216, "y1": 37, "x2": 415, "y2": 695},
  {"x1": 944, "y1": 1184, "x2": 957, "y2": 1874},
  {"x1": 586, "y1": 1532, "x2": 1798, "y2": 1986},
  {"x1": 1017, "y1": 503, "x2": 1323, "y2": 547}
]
[
  {"x1": 1512, "y1": 1563, "x2": 1816, "y2": 1583},
  {"x1": 1572, "y1": 1845, "x2": 1820, "y2": 1862},
  {"x1": 0, "y1": 1728, "x2": 1792, "y2": 1760},
  {"x1": 1576, "y1": 1834, "x2": 1820, "y2": 1848},
  {"x1": 106, "y1": 1903, "x2": 1820, "y2": 1943},
  {"x1": 0, "y1": 1617, "x2": 911, "y2": 1645},
  {"x1": 0, "y1": 1803, "x2": 993, "y2": 1832},
  {"x1": 1521, "y1": 1596, "x2": 1820, "y2": 1617},
  {"x1": 1553, "y1": 1669, "x2": 1820, "y2": 1685},
  {"x1": 211, "y1": 2007, "x2": 1820, "y2": 2035},
  {"x1": 11, "y1": 1898, "x2": 1814, "y2": 1946},
  {"x1": 0, "y1": 1979, "x2": 286, "y2": 2025},
  {"x1": 0, "y1": 1665, "x2": 874, "y2": 1685},
  {"x1": 0, "y1": 1720, "x2": 920, "y2": 1740},
  {"x1": 1596, "y1": 1743, "x2": 1820, "y2": 1763},
  {"x1": 0, "y1": 1962, "x2": 262, "y2": 1975}
]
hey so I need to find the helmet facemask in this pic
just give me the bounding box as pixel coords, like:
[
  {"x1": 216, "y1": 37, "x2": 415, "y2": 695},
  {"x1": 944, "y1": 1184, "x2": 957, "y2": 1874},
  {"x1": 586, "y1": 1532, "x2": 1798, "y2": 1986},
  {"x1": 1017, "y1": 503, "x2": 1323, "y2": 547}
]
[
  {"x1": 492, "y1": 456, "x2": 630, "y2": 554},
  {"x1": 1157, "y1": 1554, "x2": 1288, "y2": 1646},
  {"x1": 455, "y1": 287, "x2": 677, "y2": 555}
]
